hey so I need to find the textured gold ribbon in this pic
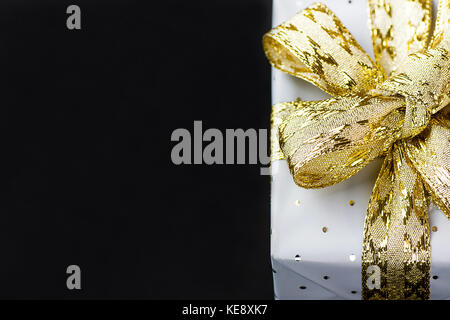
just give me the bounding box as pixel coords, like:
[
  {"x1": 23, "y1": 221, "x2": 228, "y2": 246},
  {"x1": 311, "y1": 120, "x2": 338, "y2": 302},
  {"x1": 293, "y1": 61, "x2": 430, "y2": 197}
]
[{"x1": 264, "y1": 0, "x2": 450, "y2": 299}]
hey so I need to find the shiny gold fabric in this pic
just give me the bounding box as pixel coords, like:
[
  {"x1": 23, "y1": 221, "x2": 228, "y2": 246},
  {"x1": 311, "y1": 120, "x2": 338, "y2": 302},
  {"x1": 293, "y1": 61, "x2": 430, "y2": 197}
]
[{"x1": 264, "y1": 1, "x2": 450, "y2": 299}]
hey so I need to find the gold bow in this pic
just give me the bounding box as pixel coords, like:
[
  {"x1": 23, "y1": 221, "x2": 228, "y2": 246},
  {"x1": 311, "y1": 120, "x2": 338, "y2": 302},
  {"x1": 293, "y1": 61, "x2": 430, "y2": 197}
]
[{"x1": 264, "y1": 0, "x2": 450, "y2": 300}]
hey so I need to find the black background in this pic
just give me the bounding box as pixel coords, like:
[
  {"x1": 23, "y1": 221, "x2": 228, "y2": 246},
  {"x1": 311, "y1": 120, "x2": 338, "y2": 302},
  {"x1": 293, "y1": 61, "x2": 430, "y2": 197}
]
[{"x1": 0, "y1": 0, "x2": 273, "y2": 298}]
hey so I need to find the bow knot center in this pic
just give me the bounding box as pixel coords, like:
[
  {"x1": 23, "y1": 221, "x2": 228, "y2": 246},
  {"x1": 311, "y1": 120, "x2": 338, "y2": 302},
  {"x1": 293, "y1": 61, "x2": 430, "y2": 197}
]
[{"x1": 375, "y1": 46, "x2": 450, "y2": 139}]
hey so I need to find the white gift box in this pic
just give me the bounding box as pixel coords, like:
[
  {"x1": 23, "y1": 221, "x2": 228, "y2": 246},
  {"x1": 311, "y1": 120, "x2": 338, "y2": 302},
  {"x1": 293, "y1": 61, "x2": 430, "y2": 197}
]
[{"x1": 270, "y1": 0, "x2": 450, "y2": 300}]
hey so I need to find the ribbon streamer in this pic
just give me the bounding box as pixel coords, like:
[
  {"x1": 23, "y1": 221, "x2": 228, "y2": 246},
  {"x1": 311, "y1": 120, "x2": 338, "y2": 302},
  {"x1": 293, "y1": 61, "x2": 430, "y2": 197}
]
[{"x1": 264, "y1": 0, "x2": 450, "y2": 299}]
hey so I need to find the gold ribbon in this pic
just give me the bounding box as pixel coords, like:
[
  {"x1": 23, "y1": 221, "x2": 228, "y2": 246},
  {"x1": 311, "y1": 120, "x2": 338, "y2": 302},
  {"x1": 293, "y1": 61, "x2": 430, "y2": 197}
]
[{"x1": 264, "y1": 0, "x2": 450, "y2": 300}]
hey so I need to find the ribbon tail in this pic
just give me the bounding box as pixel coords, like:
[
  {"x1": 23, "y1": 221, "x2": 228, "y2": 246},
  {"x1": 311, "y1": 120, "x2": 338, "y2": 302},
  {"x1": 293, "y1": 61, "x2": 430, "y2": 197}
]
[
  {"x1": 404, "y1": 113, "x2": 450, "y2": 217},
  {"x1": 362, "y1": 143, "x2": 430, "y2": 300}
]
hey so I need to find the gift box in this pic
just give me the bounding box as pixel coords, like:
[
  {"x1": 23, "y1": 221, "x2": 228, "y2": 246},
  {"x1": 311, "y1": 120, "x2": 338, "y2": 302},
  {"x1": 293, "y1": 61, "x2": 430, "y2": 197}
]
[{"x1": 269, "y1": 0, "x2": 450, "y2": 300}]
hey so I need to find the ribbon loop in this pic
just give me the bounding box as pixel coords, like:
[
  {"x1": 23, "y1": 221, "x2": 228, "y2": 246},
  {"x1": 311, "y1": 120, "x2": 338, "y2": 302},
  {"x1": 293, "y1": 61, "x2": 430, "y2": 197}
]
[
  {"x1": 263, "y1": 3, "x2": 382, "y2": 97},
  {"x1": 431, "y1": 0, "x2": 450, "y2": 48},
  {"x1": 368, "y1": 0, "x2": 432, "y2": 76},
  {"x1": 278, "y1": 95, "x2": 403, "y2": 188}
]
